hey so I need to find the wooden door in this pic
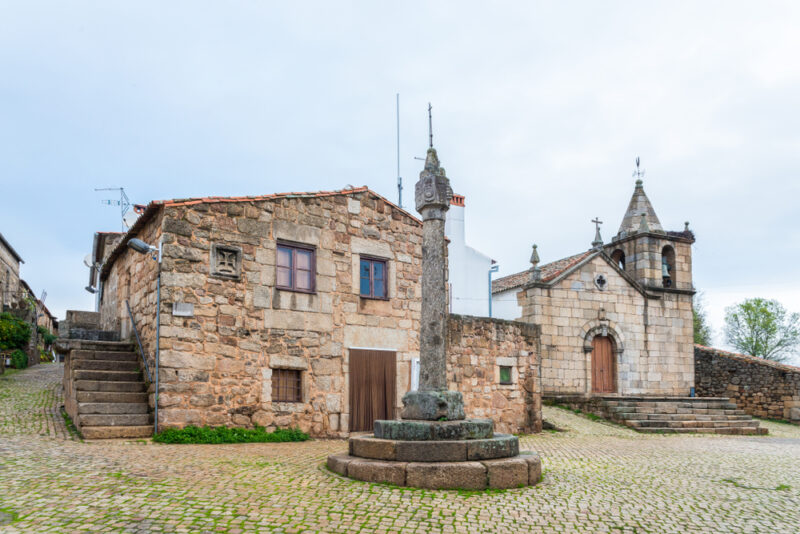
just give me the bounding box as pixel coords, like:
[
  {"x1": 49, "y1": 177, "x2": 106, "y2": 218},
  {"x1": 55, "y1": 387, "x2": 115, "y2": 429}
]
[
  {"x1": 591, "y1": 336, "x2": 616, "y2": 393},
  {"x1": 349, "y1": 349, "x2": 396, "y2": 432}
]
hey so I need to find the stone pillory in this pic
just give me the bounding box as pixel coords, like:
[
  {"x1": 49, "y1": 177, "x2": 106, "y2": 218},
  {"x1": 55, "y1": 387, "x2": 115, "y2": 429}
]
[{"x1": 328, "y1": 147, "x2": 541, "y2": 490}]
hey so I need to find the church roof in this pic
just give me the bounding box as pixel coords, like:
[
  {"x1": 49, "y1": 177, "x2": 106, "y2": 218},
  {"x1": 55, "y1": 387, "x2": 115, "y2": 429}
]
[
  {"x1": 492, "y1": 250, "x2": 594, "y2": 294},
  {"x1": 616, "y1": 180, "x2": 663, "y2": 237}
]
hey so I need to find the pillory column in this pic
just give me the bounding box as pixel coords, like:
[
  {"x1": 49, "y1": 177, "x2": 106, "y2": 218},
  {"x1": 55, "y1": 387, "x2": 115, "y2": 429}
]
[{"x1": 400, "y1": 148, "x2": 465, "y2": 421}]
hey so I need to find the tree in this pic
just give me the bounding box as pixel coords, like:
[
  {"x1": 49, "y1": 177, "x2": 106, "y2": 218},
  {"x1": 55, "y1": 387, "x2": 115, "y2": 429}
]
[
  {"x1": 693, "y1": 293, "x2": 713, "y2": 346},
  {"x1": 724, "y1": 298, "x2": 800, "y2": 363}
]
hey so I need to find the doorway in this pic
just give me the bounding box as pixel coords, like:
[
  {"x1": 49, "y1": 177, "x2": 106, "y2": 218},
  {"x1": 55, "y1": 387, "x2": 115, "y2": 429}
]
[
  {"x1": 349, "y1": 349, "x2": 396, "y2": 432},
  {"x1": 591, "y1": 336, "x2": 616, "y2": 393}
]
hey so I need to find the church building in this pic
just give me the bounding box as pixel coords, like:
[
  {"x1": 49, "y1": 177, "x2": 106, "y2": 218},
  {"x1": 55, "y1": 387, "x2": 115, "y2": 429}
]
[{"x1": 492, "y1": 172, "x2": 696, "y2": 397}]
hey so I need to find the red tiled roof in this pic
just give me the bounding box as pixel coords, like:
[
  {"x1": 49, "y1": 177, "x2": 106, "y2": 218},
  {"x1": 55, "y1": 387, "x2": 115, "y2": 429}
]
[
  {"x1": 492, "y1": 250, "x2": 595, "y2": 294},
  {"x1": 100, "y1": 186, "x2": 420, "y2": 280},
  {"x1": 695, "y1": 345, "x2": 800, "y2": 373}
]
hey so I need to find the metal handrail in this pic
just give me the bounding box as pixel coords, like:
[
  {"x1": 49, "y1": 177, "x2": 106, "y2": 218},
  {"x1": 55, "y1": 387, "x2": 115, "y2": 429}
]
[{"x1": 125, "y1": 300, "x2": 153, "y2": 384}]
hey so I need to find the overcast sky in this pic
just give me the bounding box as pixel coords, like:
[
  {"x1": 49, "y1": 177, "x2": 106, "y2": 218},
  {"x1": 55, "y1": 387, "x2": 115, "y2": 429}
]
[{"x1": 1, "y1": 2, "x2": 799, "y2": 362}]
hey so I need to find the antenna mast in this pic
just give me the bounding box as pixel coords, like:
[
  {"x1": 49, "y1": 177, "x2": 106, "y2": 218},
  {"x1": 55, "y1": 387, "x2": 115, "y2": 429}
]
[
  {"x1": 396, "y1": 93, "x2": 403, "y2": 208},
  {"x1": 95, "y1": 187, "x2": 131, "y2": 232}
]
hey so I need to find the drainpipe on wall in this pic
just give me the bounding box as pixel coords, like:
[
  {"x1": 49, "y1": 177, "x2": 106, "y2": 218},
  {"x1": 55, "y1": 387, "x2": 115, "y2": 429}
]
[{"x1": 488, "y1": 264, "x2": 499, "y2": 318}]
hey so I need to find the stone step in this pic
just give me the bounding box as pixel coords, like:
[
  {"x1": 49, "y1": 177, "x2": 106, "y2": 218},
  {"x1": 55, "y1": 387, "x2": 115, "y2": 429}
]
[
  {"x1": 78, "y1": 402, "x2": 149, "y2": 415},
  {"x1": 627, "y1": 419, "x2": 760, "y2": 429},
  {"x1": 76, "y1": 391, "x2": 148, "y2": 403},
  {"x1": 74, "y1": 370, "x2": 142, "y2": 382},
  {"x1": 635, "y1": 426, "x2": 766, "y2": 435},
  {"x1": 81, "y1": 425, "x2": 153, "y2": 439},
  {"x1": 72, "y1": 350, "x2": 139, "y2": 362},
  {"x1": 75, "y1": 380, "x2": 147, "y2": 393},
  {"x1": 64, "y1": 340, "x2": 135, "y2": 352},
  {"x1": 73, "y1": 359, "x2": 140, "y2": 372},
  {"x1": 645, "y1": 413, "x2": 754, "y2": 422},
  {"x1": 80, "y1": 413, "x2": 152, "y2": 427}
]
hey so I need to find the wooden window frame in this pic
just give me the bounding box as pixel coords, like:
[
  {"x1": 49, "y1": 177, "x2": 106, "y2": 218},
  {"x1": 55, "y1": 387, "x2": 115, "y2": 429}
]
[
  {"x1": 359, "y1": 256, "x2": 389, "y2": 300},
  {"x1": 276, "y1": 242, "x2": 316, "y2": 294},
  {"x1": 271, "y1": 368, "x2": 303, "y2": 403},
  {"x1": 499, "y1": 365, "x2": 513, "y2": 385}
]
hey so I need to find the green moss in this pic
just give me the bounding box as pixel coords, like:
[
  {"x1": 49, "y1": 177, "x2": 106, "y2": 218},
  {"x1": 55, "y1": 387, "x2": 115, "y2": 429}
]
[{"x1": 153, "y1": 425, "x2": 309, "y2": 444}]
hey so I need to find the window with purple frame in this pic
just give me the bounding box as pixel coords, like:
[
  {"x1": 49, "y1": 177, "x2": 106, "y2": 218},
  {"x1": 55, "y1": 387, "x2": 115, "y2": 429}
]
[
  {"x1": 359, "y1": 257, "x2": 387, "y2": 299},
  {"x1": 276, "y1": 243, "x2": 315, "y2": 292}
]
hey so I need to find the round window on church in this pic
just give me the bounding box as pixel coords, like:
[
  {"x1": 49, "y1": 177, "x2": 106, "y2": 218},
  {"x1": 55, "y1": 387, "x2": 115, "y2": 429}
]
[{"x1": 594, "y1": 273, "x2": 608, "y2": 291}]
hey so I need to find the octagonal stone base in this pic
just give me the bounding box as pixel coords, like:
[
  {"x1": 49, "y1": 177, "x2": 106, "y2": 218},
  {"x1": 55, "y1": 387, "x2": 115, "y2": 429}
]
[{"x1": 327, "y1": 451, "x2": 542, "y2": 490}]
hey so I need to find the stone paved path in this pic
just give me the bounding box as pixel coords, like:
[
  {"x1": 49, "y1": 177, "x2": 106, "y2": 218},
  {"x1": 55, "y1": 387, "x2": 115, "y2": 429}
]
[{"x1": 1, "y1": 364, "x2": 799, "y2": 533}]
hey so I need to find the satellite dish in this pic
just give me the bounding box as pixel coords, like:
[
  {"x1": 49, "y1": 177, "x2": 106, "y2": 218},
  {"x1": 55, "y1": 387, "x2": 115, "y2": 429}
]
[
  {"x1": 83, "y1": 254, "x2": 93, "y2": 268},
  {"x1": 122, "y1": 211, "x2": 139, "y2": 229}
]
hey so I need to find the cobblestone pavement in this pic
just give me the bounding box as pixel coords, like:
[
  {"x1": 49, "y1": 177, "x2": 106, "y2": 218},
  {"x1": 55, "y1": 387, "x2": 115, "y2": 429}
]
[{"x1": 1, "y1": 364, "x2": 799, "y2": 533}]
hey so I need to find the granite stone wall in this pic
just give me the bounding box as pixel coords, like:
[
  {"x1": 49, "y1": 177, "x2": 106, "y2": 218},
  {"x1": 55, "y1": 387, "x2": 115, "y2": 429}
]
[
  {"x1": 447, "y1": 314, "x2": 541, "y2": 434},
  {"x1": 695, "y1": 345, "x2": 800, "y2": 423},
  {"x1": 520, "y1": 255, "x2": 694, "y2": 396},
  {"x1": 101, "y1": 190, "x2": 424, "y2": 438}
]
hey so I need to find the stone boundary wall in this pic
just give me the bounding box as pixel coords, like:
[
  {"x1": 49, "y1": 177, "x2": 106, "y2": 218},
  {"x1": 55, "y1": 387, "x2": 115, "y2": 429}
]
[
  {"x1": 447, "y1": 314, "x2": 541, "y2": 434},
  {"x1": 695, "y1": 345, "x2": 800, "y2": 423}
]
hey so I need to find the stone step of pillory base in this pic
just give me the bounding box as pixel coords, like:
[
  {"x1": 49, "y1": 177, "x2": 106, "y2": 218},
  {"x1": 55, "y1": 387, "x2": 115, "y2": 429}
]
[
  {"x1": 327, "y1": 451, "x2": 542, "y2": 490},
  {"x1": 349, "y1": 434, "x2": 519, "y2": 462},
  {"x1": 373, "y1": 418, "x2": 493, "y2": 441}
]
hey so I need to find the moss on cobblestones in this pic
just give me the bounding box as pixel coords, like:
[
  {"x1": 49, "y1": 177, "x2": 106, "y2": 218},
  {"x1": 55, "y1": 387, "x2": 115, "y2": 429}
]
[{"x1": 3, "y1": 365, "x2": 800, "y2": 533}]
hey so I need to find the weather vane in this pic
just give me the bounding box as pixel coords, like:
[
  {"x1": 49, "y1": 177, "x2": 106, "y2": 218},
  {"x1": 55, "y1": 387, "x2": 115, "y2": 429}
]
[{"x1": 633, "y1": 156, "x2": 645, "y2": 181}]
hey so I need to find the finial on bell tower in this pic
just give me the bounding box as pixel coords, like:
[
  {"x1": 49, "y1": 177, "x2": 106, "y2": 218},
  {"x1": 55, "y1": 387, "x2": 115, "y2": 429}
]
[{"x1": 633, "y1": 156, "x2": 645, "y2": 187}]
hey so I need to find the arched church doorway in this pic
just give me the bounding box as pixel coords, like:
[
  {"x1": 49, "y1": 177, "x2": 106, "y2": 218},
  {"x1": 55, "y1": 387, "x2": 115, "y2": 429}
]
[{"x1": 591, "y1": 336, "x2": 616, "y2": 393}]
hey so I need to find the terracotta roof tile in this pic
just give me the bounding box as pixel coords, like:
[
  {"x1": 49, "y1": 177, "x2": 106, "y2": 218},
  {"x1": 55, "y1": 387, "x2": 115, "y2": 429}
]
[
  {"x1": 100, "y1": 186, "x2": 419, "y2": 280},
  {"x1": 492, "y1": 250, "x2": 595, "y2": 294}
]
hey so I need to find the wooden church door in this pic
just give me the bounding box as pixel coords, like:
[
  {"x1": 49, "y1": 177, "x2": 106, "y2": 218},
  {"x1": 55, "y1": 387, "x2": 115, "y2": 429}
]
[
  {"x1": 591, "y1": 336, "x2": 616, "y2": 394},
  {"x1": 349, "y1": 349, "x2": 396, "y2": 432}
]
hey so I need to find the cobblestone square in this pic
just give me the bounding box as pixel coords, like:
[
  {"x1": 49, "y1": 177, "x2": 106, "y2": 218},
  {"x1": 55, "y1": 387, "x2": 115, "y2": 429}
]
[{"x1": 2, "y1": 364, "x2": 799, "y2": 533}]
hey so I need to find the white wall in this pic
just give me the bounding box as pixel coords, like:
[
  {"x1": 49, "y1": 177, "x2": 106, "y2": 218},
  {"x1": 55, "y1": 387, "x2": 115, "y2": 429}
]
[
  {"x1": 445, "y1": 201, "x2": 496, "y2": 317},
  {"x1": 491, "y1": 289, "x2": 523, "y2": 321}
]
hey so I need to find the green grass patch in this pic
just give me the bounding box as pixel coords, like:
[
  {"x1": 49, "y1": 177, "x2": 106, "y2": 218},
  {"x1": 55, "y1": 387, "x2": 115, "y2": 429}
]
[
  {"x1": 0, "y1": 507, "x2": 19, "y2": 524},
  {"x1": 721, "y1": 478, "x2": 792, "y2": 491},
  {"x1": 153, "y1": 425, "x2": 309, "y2": 444},
  {"x1": 60, "y1": 407, "x2": 82, "y2": 440}
]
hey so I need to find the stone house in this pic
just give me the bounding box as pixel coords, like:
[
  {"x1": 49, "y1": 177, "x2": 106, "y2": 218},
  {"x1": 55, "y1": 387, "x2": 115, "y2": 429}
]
[
  {"x1": 0, "y1": 231, "x2": 23, "y2": 311},
  {"x1": 493, "y1": 177, "x2": 696, "y2": 397},
  {"x1": 93, "y1": 185, "x2": 540, "y2": 437}
]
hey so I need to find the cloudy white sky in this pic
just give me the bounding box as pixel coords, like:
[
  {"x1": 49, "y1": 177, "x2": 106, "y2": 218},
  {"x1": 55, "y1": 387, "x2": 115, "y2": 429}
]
[{"x1": 1, "y1": 1, "x2": 799, "y2": 362}]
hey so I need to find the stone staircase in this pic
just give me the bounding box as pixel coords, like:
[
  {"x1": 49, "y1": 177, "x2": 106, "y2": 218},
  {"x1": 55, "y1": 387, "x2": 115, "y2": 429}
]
[
  {"x1": 545, "y1": 395, "x2": 767, "y2": 435},
  {"x1": 63, "y1": 340, "x2": 153, "y2": 439},
  {"x1": 603, "y1": 397, "x2": 766, "y2": 435}
]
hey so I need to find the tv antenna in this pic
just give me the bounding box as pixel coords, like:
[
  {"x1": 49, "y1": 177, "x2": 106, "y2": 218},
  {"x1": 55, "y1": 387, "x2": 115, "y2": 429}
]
[
  {"x1": 95, "y1": 187, "x2": 131, "y2": 232},
  {"x1": 396, "y1": 93, "x2": 403, "y2": 208}
]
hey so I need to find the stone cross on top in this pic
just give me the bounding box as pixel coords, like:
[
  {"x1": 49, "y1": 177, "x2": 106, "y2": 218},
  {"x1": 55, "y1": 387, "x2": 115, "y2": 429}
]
[{"x1": 592, "y1": 217, "x2": 603, "y2": 249}]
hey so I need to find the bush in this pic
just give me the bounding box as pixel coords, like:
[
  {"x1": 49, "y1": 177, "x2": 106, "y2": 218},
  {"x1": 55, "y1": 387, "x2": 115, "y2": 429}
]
[
  {"x1": 0, "y1": 313, "x2": 32, "y2": 351},
  {"x1": 10, "y1": 349, "x2": 28, "y2": 369},
  {"x1": 153, "y1": 425, "x2": 310, "y2": 444},
  {"x1": 37, "y1": 326, "x2": 57, "y2": 347}
]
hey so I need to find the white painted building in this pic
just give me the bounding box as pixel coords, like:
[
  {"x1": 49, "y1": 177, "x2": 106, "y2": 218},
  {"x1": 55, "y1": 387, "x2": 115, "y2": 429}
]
[{"x1": 445, "y1": 194, "x2": 497, "y2": 317}]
